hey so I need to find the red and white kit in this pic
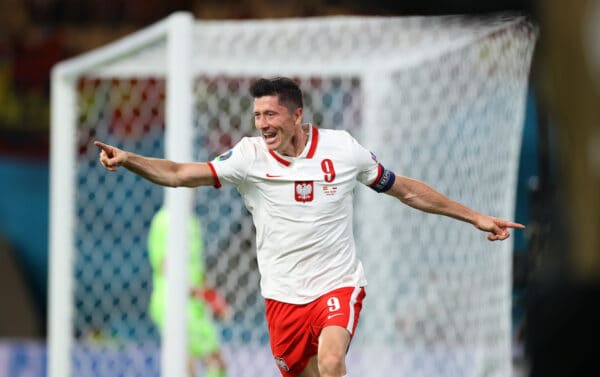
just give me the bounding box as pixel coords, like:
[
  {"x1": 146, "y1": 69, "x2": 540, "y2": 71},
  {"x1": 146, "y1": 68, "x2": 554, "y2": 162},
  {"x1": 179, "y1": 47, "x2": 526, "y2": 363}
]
[{"x1": 208, "y1": 125, "x2": 384, "y2": 304}]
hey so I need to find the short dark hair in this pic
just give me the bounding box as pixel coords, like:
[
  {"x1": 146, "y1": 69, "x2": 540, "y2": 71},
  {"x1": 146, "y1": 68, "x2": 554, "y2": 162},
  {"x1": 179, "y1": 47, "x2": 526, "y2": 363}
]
[{"x1": 249, "y1": 77, "x2": 303, "y2": 112}]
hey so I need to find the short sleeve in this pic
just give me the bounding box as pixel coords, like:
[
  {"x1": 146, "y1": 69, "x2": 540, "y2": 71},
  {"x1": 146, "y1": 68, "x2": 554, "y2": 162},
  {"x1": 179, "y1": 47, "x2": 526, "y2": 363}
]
[
  {"x1": 348, "y1": 134, "x2": 382, "y2": 186},
  {"x1": 208, "y1": 137, "x2": 256, "y2": 187}
]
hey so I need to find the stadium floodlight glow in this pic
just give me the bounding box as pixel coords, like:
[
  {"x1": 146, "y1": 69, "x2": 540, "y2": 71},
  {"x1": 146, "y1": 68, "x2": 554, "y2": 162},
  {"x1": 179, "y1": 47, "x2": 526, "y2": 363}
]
[{"x1": 50, "y1": 11, "x2": 536, "y2": 377}]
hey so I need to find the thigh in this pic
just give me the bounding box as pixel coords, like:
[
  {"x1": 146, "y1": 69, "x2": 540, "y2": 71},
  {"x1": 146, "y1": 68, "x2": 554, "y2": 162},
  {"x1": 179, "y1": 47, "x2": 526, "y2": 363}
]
[{"x1": 318, "y1": 325, "x2": 351, "y2": 358}]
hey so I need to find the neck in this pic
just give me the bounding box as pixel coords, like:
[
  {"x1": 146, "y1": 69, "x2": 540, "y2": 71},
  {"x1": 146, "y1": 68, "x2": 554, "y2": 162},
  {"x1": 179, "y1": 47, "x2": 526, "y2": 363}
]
[{"x1": 281, "y1": 124, "x2": 309, "y2": 157}]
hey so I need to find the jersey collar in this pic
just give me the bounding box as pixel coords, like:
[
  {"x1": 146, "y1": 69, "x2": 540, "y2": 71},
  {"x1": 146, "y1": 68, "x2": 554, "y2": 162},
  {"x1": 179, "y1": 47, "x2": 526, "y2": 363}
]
[{"x1": 268, "y1": 124, "x2": 319, "y2": 166}]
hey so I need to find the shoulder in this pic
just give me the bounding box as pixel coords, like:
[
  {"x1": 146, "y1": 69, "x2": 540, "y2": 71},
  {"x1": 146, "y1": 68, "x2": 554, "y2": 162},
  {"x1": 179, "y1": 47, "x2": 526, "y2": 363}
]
[
  {"x1": 316, "y1": 128, "x2": 354, "y2": 143},
  {"x1": 219, "y1": 136, "x2": 263, "y2": 159},
  {"x1": 237, "y1": 136, "x2": 264, "y2": 151},
  {"x1": 317, "y1": 128, "x2": 359, "y2": 150},
  {"x1": 317, "y1": 128, "x2": 351, "y2": 137}
]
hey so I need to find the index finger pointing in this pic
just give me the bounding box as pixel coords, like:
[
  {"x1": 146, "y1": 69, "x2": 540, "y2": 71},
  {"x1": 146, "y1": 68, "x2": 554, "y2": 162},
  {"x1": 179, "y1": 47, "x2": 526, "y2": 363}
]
[
  {"x1": 94, "y1": 141, "x2": 116, "y2": 157},
  {"x1": 94, "y1": 141, "x2": 109, "y2": 150},
  {"x1": 500, "y1": 220, "x2": 525, "y2": 229}
]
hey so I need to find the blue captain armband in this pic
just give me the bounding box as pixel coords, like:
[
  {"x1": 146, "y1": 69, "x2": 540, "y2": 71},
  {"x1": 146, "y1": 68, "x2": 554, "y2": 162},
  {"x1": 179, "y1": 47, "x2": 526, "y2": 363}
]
[{"x1": 369, "y1": 164, "x2": 396, "y2": 193}]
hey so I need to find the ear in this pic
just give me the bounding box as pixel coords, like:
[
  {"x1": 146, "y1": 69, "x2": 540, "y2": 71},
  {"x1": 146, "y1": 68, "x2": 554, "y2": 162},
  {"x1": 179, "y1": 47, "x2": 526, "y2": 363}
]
[{"x1": 294, "y1": 107, "x2": 303, "y2": 126}]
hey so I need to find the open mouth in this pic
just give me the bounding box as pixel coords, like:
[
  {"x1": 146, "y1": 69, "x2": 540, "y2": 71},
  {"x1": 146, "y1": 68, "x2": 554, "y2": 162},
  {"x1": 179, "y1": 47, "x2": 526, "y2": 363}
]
[{"x1": 262, "y1": 130, "x2": 278, "y2": 144}]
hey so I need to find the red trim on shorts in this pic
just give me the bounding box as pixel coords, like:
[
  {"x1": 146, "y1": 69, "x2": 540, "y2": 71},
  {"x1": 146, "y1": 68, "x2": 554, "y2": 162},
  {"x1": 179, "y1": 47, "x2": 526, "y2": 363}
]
[
  {"x1": 206, "y1": 162, "x2": 221, "y2": 188},
  {"x1": 344, "y1": 286, "x2": 363, "y2": 333}
]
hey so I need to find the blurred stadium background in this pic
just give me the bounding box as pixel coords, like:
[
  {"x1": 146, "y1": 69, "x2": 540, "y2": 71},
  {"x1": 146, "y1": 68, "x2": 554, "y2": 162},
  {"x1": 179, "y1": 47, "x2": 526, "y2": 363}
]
[{"x1": 1, "y1": 1, "x2": 599, "y2": 377}]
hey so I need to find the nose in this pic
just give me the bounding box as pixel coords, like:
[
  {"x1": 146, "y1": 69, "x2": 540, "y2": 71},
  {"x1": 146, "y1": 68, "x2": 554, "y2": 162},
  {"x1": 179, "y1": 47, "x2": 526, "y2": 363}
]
[{"x1": 255, "y1": 115, "x2": 267, "y2": 129}]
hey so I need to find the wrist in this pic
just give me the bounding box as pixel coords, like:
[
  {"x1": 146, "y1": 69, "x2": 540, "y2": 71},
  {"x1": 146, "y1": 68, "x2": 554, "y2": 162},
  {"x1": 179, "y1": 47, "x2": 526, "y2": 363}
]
[
  {"x1": 467, "y1": 210, "x2": 483, "y2": 226},
  {"x1": 122, "y1": 151, "x2": 133, "y2": 167}
]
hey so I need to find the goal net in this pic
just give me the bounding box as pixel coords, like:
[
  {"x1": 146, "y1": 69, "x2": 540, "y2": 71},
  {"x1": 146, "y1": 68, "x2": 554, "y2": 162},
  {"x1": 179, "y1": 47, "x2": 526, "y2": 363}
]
[{"x1": 49, "y1": 13, "x2": 537, "y2": 377}]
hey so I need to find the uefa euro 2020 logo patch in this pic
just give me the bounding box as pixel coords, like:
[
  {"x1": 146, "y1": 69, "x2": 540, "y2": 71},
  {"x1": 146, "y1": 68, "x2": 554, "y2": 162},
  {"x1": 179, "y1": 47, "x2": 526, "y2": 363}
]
[{"x1": 215, "y1": 150, "x2": 233, "y2": 161}]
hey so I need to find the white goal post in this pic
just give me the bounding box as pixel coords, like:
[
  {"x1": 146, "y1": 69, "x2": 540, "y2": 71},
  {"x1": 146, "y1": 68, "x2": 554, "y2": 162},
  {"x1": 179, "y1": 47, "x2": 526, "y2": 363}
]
[
  {"x1": 50, "y1": 12, "x2": 537, "y2": 377},
  {"x1": 50, "y1": 13, "x2": 196, "y2": 377}
]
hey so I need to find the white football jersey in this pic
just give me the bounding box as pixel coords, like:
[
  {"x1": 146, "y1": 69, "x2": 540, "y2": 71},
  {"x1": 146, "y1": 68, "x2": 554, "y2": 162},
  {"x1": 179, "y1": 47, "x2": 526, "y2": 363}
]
[{"x1": 208, "y1": 125, "x2": 383, "y2": 304}]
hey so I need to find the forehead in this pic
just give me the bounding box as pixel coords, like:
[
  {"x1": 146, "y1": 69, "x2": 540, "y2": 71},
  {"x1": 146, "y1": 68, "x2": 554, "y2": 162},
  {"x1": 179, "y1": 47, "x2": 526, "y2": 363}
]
[{"x1": 253, "y1": 95, "x2": 285, "y2": 112}]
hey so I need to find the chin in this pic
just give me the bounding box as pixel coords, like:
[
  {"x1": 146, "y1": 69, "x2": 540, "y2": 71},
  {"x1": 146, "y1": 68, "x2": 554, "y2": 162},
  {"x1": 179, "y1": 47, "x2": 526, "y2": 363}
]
[{"x1": 264, "y1": 139, "x2": 280, "y2": 151}]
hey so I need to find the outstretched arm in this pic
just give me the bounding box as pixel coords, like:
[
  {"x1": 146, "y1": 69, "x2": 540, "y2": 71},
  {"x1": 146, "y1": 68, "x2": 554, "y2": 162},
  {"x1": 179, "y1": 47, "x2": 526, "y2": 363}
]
[
  {"x1": 94, "y1": 141, "x2": 215, "y2": 187},
  {"x1": 385, "y1": 175, "x2": 525, "y2": 241}
]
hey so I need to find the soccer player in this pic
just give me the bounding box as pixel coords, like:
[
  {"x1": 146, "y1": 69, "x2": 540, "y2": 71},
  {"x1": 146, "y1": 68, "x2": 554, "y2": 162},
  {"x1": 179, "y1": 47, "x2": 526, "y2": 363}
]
[
  {"x1": 148, "y1": 207, "x2": 228, "y2": 377},
  {"x1": 95, "y1": 77, "x2": 524, "y2": 377}
]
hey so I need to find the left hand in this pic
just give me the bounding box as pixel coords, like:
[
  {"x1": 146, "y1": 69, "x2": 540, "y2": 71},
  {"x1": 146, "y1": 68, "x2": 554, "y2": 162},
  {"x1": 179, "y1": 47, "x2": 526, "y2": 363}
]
[{"x1": 473, "y1": 215, "x2": 525, "y2": 241}]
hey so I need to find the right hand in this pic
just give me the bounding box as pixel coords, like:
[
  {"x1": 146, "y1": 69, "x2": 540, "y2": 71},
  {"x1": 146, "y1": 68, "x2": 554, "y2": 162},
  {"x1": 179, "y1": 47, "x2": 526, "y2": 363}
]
[{"x1": 94, "y1": 141, "x2": 126, "y2": 172}]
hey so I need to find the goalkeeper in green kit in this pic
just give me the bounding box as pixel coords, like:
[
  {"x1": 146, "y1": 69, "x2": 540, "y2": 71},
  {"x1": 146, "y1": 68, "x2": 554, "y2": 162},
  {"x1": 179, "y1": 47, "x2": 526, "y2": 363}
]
[{"x1": 148, "y1": 207, "x2": 229, "y2": 377}]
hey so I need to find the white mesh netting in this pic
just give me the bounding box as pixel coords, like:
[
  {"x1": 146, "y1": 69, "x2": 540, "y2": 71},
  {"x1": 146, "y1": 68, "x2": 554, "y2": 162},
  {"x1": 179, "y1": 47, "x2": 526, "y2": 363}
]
[{"x1": 60, "y1": 14, "x2": 536, "y2": 377}]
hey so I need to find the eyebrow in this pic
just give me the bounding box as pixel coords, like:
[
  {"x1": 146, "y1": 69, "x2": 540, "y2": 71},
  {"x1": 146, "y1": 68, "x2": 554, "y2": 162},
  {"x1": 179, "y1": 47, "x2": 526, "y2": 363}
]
[{"x1": 254, "y1": 109, "x2": 278, "y2": 115}]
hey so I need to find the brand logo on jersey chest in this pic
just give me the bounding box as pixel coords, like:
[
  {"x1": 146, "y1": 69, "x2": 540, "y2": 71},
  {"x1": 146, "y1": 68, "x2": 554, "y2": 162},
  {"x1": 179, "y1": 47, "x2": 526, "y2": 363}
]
[{"x1": 295, "y1": 181, "x2": 314, "y2": 202}]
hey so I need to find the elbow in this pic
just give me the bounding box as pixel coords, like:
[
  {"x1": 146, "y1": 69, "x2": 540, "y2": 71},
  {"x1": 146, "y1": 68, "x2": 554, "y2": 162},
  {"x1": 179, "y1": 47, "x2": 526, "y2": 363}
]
[
  {"x1": 170, "y1": 175, "x2": 197, "y2": 188},
  {"x1": 402, "y1": 192, "x2": 417, "y2": 202},
  {"x1": 152, "y1": 176, "x2": 178, "y2": 187},
  {"x1": 398, "y1": 192, "x2": 419, "y2": 206},
  {"x1": 167, "y1": 165, "x2": 188, "y2": 187},
  {"x1": 157, "y1": 173, "x2": 182, "y2": 188},
  {"x1": 399, "y1": 194, "x2": 435, "y2": 214}
]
